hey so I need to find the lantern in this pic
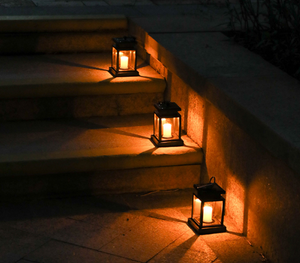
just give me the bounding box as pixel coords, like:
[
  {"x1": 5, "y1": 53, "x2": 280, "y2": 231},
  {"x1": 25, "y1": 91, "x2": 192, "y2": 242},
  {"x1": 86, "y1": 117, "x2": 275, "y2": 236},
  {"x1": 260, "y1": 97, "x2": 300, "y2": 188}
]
[
  {"x1": 188, "y1": 177, "x2": 226, "y2": 234},
  {"x1": 109, "y1": 36, "x2": 139, "y2": 77},
  {"x1": 150, "y1": 101, "x2": 183, "y2": 147}
]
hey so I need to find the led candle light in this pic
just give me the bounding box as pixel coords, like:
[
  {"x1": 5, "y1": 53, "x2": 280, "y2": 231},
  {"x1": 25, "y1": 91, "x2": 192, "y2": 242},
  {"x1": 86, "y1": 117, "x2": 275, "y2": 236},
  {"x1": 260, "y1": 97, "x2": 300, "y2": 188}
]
[
  {"x1": 120, "y1": 56, "x2": 129, "y2": 69},
  {"x1": 188, "y1": 177, "x2": 226, "y2": 234},
  {"x1": 203, "y1": 205, "x2": 213, "y2": 223},
  {"x1": 151, "y1": 102, "x2": 183, "y2": 147},
  {"x1": 109, "y1": 36, "x2": 139, "y2": 77},
  {"x1": 163, "y1": 123, "x2": 172, "y2": 138}
]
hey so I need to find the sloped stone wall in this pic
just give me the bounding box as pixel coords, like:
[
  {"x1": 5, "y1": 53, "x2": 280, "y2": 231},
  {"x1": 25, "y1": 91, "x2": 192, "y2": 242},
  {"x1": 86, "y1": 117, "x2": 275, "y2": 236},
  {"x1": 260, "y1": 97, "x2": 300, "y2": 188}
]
[{"x1": 130, "y1": 20, "x2": 300, "y2": 263}]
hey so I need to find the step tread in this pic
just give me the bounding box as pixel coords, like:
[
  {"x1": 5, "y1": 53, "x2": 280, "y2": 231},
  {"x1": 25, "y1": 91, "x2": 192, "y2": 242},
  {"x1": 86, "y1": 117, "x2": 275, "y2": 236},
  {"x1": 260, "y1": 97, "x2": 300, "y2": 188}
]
[
  {"x1": 0, "y1": 114, "x2": 203, "y2": 176},
  {"x1": 0, "y1": 15, "x2": 127, "y2": 32},
  {"x1": 0, "y1": 53, "x2": 165, "y2": 98}
]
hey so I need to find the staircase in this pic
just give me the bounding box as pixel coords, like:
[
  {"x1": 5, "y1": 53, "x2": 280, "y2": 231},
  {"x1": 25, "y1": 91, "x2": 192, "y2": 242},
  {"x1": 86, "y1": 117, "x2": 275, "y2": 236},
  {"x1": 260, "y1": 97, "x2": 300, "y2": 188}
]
[{"x1": 0, "y1": 15, "x2": 203, "y2": 199}]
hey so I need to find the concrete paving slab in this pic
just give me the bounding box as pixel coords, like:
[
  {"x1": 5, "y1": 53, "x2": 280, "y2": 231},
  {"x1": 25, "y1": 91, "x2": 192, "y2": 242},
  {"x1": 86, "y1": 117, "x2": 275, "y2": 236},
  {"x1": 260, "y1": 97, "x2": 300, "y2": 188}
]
[
  {"x1": 122, "y1": 188, "x2": 194, "y2": 210},
  {"x1": 50, "y1": 220, "x2": 122, "y2": 250},
  {"x1": 100, "y1": 216, "x2": 188, "y2": 262},
  {"x1": 0, "y1": 226, "x2": 49, "y2": 263},
  {"x1": 149, "y1": 230, "x2": 220, "y2": 263},
  {"x1": 0, "y1": 193, "x2": 131, "y2": 221},
  {"x1": 147, "y1": 207, "x2": 187, "y2": 223},
  {"x1": 0, "y1": 189, "x2": 265, "y2": 263},
  {"x1": 5, "y1": 217, "x2": 75, "y2": 236},
  {"x1": 24, "y1": 240, "x2": 137, "y2": 263},
  {"x1": 84, "y1": 210, "x2": 148, "y2": 233},
  {"x1": 203, "y1": 237, "x2": 264, "y2": 263}
]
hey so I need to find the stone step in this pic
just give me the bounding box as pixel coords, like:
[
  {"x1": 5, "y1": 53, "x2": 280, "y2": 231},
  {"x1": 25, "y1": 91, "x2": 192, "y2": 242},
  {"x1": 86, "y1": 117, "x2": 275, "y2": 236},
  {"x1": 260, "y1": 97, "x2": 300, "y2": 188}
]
[
  {"x1": 0, "y1": 52, "x2": 165, "y2": 121},
  {"x1": 0, "y1": 15, "x2": 128, "y2": 54},
  {"x1": 0, "y1": 114, "x2": 203, "y2": 198}
]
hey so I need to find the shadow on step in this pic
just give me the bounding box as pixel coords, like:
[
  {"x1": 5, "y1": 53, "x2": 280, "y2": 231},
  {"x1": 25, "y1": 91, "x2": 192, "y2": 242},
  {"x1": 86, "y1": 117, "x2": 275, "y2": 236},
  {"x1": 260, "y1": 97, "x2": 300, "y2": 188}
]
[{"x1": 29, "y1": 54, "x2": 108, "y2": 72}]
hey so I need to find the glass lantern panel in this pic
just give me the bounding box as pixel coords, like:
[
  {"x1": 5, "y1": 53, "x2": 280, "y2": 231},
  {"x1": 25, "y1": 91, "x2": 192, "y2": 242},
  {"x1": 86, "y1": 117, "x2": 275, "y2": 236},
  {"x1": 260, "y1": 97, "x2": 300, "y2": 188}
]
[
  {"x1": 161, "y1": 117, "x2": 180, "y2": 141},
  {"x1": 202, "y1": 201, "x2": 224, "y2": 227},
  {"x1": 119, "y1": 50, "x2": 136, "y2": 71},
  {"x1": 192, "y1": 195, "x2": 201, "y2": 225},
  {"x1": 154, "y1": 113, "x2": 160, "y2": 139},
  {"x1": 112, "y1": 47, "x2": 118, "y2": 69}
]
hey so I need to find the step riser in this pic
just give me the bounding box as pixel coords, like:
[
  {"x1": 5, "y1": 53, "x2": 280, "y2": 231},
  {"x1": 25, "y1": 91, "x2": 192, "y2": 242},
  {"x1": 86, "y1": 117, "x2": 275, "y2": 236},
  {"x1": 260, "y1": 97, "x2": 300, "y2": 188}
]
[
  {"x1": 0, "y1": 93, "x2": 163, "y2": 121},
  {"x1": 0, "y1": 31, "x2": 127, "y2": 54},
  {"x1": 0, "y1": 165, "x2": 200, "y2": 198},
  {"x1": 0, "y1": 15, "x2": 128, "y2": 54}
]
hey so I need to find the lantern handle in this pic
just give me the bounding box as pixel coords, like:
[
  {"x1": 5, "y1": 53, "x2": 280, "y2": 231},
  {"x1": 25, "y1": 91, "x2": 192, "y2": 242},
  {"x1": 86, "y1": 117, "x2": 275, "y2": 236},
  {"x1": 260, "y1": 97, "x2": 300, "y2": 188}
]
[{"x1": 209, "y1": 177, "x2": 216, "y2": 183}]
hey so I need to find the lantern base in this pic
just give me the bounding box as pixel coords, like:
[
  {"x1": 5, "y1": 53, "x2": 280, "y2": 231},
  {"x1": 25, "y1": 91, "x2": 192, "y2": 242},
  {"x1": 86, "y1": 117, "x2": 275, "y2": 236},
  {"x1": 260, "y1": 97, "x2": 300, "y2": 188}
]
[
  {"x1": 150, "y1": 135, "x2": 184, "y2": 147},
  {"x1": 109, "y1": 67, "x2": 139, "y2": 77},
  {"x1": 188, "y1": 218, "x2": 226, "y2": 235}
]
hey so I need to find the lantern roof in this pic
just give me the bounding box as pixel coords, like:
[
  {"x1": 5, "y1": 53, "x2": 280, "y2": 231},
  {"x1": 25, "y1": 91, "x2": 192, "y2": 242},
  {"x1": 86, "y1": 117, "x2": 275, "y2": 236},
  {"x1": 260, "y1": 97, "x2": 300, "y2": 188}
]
[
  {"x1": 112, "y1": 36, "x2": 137, "y2": 49},
  {"x1": 194, "y1": 177, "x2": 225, "y2": 196},
  {"x1": 154, "y1": 101, "x2": 181, "y2": 112}
]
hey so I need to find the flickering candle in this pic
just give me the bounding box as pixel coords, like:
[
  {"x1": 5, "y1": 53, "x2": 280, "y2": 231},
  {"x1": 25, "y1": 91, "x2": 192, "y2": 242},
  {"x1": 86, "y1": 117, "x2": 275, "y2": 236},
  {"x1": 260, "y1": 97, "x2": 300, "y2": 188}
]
[
  {"x1": 203, "y1": 205, "x2": 213, "y2": 223},
  {"x1": 163, "y1": 123, "x2": 172, "y2": 138},
  {"x1": 120, "y1": 56, "x2": 129, "y2": 69}
]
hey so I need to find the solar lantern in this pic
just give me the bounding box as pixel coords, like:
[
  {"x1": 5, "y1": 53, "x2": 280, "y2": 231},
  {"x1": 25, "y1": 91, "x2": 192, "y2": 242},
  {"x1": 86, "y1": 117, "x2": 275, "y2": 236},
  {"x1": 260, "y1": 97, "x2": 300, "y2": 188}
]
[
  {"x1": 150, "y1": 101, "x2": 183, "y2": 147},
  {"x1": 188, "y1": 177, "x2": 226, "y2": 235},
  {"x1": 109, "y1": 36, "x2": 139, "y2": 77}
]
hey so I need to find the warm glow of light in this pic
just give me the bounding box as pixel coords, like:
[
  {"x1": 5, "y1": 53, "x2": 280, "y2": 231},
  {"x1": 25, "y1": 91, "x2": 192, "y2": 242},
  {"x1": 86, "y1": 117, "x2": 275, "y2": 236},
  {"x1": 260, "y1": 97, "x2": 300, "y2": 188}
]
[
  {"x1": 163, "y1": 123, "x2": 172, "y2": 138},
  {"x1": 194, "y1": 198, "x2": 201, "y2": 216},
  {"x1": 120, "y1": 56, "x2": 129, "y2": 69},
  {"x1": 203, "y1": 205, "x2": 213, "y2": 223}
]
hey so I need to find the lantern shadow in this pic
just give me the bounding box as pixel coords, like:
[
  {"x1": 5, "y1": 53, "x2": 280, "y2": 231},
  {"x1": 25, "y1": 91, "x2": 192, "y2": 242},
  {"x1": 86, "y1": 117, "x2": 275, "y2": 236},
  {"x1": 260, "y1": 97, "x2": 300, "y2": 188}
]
[
  {"x1": 103, "y1": 128, "x2": 150, "y2": 140},
  {"x1": 139, "y1": 147, "x2": 157, "y2": 155},
  {"x1": 226, "y1": 230, "x2": 244, "y2": 237},
  {"x1": 137, "y1": 61, "x2": 148, "y2": 69},
  {"x1": 147, "y1": 212, "x2": 186, "y2": 223},
  {"x1": 31, "y1": 55, "x2": 108, "y2": 72},
  {"x1": 183, "y1": 144, "x2": 202, "y2": 150},
  {"x1": 155, "y1": 235, "x2": 200, "y2": 262},
  {"x1": 0, "y1": 194, "x2": 131, "y2": 222},
  {"x1": 53, "y1": 118, "x2": 109, "y2": 130}
]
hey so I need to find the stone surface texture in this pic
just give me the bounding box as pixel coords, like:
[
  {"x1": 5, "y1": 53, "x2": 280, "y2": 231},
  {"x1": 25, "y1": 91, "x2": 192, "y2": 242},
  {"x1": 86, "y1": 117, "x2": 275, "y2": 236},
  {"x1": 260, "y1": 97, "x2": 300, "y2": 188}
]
[
  {"x1": 0, "y1": 15, "x2": 128, "y2": 53},
  {"x1": 128, "y1": 4, "x2": 300, "y2": 263},
  {"x1": 0, "y1": 53, "x2": 165, "y2": 121},
  {"x1": 0, "y1": 1, "x2": 297, "y2": 263},
  {"x1": 0, "y1": 190, "x2": 263, "y2": 263},
  {"x1": 0, "y1": 114, "x2": 202, "y2": 196}
]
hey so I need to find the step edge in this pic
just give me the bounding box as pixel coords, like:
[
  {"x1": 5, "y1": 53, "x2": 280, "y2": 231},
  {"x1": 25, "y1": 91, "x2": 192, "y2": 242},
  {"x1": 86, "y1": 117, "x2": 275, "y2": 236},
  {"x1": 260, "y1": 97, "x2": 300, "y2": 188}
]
[
  {"x1": 0, "y1": 15, "x2": 128, "y2": 32},
  {"x1": 0, "y1": 147, "x2": 203, "y2": 176},
  {"x1": 0, "y1": 79, "x2": 166, "y2": 99}
]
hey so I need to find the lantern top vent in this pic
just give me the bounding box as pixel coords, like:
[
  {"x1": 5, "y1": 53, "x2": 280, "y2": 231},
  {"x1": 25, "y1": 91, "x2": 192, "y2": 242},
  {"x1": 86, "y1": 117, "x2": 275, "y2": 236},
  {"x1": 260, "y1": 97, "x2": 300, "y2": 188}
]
[
  {"x1": 194, "y1": 177, "x2": 225, "y2": 198},
  {"x1": 113, "y1": 36, "x2": 137, "y2": 49},
  {"x1": 154, "y1": 101, "x2": 181, "y2": 113}
]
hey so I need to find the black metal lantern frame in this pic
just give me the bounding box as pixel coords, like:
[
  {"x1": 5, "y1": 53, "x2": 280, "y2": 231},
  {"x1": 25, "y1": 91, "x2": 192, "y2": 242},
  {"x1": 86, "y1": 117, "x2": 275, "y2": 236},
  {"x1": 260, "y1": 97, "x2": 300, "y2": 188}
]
[
  {"x1": 188, "y1": 177, "x2": 226, "y2": 235},
  {"x1": 150, "y1": 102, "x2": 184, "y2": 147},
  {"x1": 109, "y1": 36, "x2": 139, "y2": 77}
]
